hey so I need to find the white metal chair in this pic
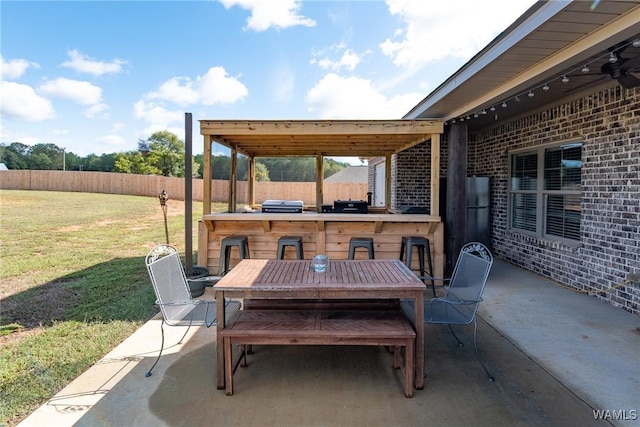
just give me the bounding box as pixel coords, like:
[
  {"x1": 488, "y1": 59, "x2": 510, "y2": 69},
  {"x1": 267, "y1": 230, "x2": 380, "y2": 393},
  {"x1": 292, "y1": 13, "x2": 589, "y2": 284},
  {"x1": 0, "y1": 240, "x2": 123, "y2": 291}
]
[
  {"x1": 145, "y1": 244, "x2": 241, "y2": 377},
  {"x1": 401, "y1": 242, "x2": 495, "y2": 381}
]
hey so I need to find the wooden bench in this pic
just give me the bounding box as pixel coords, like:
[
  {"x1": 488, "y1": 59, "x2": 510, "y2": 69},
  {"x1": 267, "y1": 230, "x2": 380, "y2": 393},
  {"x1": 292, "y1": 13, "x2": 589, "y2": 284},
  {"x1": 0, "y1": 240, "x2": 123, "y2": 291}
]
[
  {"x1": 242, "y1": 298, "x2": 400, "y2": 311},
  {"x1": 221, "y1": 309, "x2": 415, "y2": 397}
]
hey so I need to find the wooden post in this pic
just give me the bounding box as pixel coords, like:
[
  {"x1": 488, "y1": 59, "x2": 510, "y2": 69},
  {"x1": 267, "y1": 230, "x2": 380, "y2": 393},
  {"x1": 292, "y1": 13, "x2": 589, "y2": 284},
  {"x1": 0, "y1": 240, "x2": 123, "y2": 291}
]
[
  {"x1": 446, "y1": 123, "x2": 467, "y2": 274},
  {"x1": 203, "y1": 135, "x2": 212, "y2": 214},
  {"x1": 430, "y1": 133, "x2": 440, "y2": 218},
  {"x1": 185, "y1": 113, "x2": 193, "y2": 270},
  {"x1": 316, "y1": 155, "x2": 323, "y2": 212},
  {"x1": 248, "y1": 156, "x2": 255, "y2": 207},
  {"x1": 229, "y1": 148, "x2": 237, "y2": 213},
  {"x1": 385, "y1": 154, "x2": 392, "y2": 210}
]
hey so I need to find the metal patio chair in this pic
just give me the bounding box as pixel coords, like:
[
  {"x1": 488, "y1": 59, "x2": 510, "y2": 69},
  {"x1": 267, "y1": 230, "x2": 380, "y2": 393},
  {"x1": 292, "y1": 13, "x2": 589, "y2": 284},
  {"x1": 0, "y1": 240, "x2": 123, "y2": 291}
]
[
  {"x1": 144, "y1": 244, "x2": 241, "y2": 377},
  {"x1": 401, "y1": 242, "x2": 495, "y2": 381}
]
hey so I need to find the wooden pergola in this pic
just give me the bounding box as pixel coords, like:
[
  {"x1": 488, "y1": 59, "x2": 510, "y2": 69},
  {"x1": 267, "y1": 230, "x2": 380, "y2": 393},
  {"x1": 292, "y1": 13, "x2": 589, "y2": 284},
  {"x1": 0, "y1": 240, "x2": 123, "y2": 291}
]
[{"x1": 199, "y1": 119, "x2": 444, "y2": 214}]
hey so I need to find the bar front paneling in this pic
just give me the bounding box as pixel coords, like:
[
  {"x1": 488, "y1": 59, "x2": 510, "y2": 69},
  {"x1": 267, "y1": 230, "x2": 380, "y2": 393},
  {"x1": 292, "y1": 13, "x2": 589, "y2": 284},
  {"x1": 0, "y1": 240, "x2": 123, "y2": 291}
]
[{"x1": 199, "y1": 212, "x2": 443, "y2": 278}]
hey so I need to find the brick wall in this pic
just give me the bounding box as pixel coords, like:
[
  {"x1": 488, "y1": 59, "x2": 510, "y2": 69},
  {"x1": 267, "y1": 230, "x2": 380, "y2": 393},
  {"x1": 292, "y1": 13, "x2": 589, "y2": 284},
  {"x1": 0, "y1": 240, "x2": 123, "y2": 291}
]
[{"x1": 472, "y1": 84, "x2": 640, "y2": 314}]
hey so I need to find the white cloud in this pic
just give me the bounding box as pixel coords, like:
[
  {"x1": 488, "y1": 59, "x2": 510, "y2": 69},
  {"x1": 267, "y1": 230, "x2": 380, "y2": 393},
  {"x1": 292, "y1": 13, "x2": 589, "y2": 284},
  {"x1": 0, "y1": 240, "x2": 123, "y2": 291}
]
[
  {"x1": 0, "y1": 55, "x2": 40, "y2": 79},
  {"x1": 0, "y1": 81, "x2": 55, "y2": 121},
  {"x1": 147, "y1": 67, "x2": 248, "y2": 107},
  {"x1": 380, "y1": 0, "x2": 536, "y2": 70},
  {"x1": 219, "y1": 0, "x2": 315, "y2": 31},
  {"x1": 311, "y1": 47, "x2": 367, "y2": 72},
  {"x1": 133, "y1": 100, "x2": 183, "y2": 130},
  {"x1": 39, "y1": 78, "x2": 103, "y2": 105},
  {"x1": 305, "y1": 73, "x2": 422, "y2": 119},
  {"x1": 84, "y1": 103, "x2": 109, "y2": 119},
  {"x1": 61, "y1": 50, "x2": 126, "y2": 76},
  {"x1": 96, "y1": 134, "x2": 126, "y2": 147}
]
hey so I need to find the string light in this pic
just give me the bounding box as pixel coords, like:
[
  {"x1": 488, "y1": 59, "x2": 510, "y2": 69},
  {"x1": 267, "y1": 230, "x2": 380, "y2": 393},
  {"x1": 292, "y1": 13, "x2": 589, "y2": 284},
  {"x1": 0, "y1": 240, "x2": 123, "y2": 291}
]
[{"x1": 447, "y1": 38, "x2": 637, "y2": 125}]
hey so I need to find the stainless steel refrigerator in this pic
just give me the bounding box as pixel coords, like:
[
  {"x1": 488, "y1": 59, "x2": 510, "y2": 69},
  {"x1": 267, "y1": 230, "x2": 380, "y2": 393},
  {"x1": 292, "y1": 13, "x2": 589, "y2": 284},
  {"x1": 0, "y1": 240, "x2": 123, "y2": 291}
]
[{"x1": 466, "y1": 176, "x2": 490, "y2": 247}]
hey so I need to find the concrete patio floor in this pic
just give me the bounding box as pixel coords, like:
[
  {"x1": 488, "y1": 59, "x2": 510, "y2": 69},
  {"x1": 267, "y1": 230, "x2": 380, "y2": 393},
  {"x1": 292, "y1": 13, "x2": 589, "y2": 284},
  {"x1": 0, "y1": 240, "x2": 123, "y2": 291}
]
[{"x1": 18, "y1": 260, "x2": 640, "y2": 427}]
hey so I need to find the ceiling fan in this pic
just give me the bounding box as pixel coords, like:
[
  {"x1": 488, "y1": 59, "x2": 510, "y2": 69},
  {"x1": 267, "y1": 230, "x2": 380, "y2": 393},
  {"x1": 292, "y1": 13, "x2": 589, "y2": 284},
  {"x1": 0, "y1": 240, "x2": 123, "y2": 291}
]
[{"x1": 599, "y1": 43, "x2": 640, "y2": 88}]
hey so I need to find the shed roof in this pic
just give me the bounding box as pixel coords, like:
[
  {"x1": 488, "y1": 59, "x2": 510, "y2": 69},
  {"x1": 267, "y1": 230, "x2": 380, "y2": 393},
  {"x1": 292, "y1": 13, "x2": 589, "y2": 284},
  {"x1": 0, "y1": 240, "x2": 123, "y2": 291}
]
[{"x1": 199, "y1": 119, "x2": 443, "y2": 158}]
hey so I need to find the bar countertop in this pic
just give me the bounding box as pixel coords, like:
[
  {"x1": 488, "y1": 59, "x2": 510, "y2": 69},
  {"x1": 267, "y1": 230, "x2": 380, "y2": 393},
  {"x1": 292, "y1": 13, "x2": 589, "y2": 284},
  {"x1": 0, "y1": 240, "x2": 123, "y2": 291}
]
[{"x1": 203, "y1": 212, "x2": 441, "y2": 223}]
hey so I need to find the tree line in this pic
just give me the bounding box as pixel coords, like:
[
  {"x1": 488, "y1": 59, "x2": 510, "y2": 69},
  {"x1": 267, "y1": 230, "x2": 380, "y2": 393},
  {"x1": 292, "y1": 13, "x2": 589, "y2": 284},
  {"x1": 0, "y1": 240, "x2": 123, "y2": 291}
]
[{"x1": 0, "y1": 130, "x2": 353, "y2": 181}]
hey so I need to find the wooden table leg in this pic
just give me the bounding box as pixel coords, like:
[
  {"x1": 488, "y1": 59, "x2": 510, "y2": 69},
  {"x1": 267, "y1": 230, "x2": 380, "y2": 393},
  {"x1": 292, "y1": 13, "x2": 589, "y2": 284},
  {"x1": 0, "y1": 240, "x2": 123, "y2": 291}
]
[
  {"x1": 216, "y1": 293, "x2": 225, "y2": 390},
  {"x1": 415, "y1": 291, "x2": 424, "y2": 389}
]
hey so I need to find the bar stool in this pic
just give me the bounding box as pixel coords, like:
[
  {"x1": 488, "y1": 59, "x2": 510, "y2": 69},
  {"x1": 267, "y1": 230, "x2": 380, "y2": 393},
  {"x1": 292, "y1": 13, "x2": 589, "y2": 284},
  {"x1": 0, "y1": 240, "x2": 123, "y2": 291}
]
[
  {"x1": 218, "y1": 235, "x2": 250, "y2": 275},
  {"x1": 277, "y1": 236, "x2": 304, "y2": 259},
  {"x1": 399, "y1": 236, "x2": 436, "y2": 296},
  {"x1": 348, "y1": 237, "x2": 375, "y2": 259}
]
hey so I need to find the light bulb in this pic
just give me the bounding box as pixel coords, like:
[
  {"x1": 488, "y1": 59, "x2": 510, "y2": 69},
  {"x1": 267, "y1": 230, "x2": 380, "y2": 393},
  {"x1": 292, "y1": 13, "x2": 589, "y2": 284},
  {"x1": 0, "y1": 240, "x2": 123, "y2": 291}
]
[
  {"x1": 562, "y1": 75, "x2": 569, "y2": 84},
  {"x1": 582, "y1": 64, "x2": 589, "y2": 73},
  {"x1": 528, "y1": 90, "x2": 534, "y2": 98},
  {"x1": 543, "y1": 83, "x2": 550, "y2": 91},
  {"x1": 502, "y1": 101, "x2": 507, "y2": 108},
  {"x1": 490, "y1": 106, "x2": 496, "y2": 112},
  {"x1": 633, "y1": 39, "x2": 640, "y2": 48},
  {"x1": 609, "y1": 52, "x2": 617, "y2": 63}
]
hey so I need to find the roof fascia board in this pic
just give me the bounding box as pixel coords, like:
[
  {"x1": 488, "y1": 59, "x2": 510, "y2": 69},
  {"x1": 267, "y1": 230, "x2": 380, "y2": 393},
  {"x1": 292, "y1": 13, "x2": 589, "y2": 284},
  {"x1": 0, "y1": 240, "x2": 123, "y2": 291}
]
[
  {"x1": 404, "y1": 0, "x2": 570, "y2": 119},
  {"x1": 443, "y1": 5, "x2": 640, "y2": 121}
]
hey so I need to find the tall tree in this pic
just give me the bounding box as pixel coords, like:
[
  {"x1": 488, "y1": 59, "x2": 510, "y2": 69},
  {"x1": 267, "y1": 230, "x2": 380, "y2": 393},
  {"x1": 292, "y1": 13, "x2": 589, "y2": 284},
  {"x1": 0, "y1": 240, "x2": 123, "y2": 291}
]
[{"x1": 146, "y1": 131, "x2": 185, "y2": 177}]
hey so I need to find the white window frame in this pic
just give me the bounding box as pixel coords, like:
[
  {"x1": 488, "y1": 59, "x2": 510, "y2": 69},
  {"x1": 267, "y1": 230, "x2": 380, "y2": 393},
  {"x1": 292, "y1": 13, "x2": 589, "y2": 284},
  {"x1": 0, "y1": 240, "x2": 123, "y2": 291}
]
[{"x1": 508, "y1": 141, "x2": 582, "y2": 243}]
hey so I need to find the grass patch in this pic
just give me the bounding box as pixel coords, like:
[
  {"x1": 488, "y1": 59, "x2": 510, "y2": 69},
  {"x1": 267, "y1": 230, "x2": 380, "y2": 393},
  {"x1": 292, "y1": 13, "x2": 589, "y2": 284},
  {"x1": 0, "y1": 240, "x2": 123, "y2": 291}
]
[{"x1": 0, "y1": 190, "x2": 225, "y2": 426}]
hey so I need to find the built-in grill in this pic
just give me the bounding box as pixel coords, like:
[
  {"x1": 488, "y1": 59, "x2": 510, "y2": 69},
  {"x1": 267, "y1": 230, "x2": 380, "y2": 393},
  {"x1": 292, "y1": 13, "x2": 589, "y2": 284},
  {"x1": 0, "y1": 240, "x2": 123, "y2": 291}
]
[
  {"x1": 261, "y1": 200, "x2": 304, "y2": 213},
  {"x1": 333, "y1": 200, "x2": 368, "y2": 214}
]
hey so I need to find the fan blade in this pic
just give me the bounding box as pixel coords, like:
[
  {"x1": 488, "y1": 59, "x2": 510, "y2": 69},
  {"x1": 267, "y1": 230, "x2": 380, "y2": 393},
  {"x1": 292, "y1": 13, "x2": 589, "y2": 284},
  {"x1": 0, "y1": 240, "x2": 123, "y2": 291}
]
[
  {"x1": 620, "y1": 55, "x2": 640, "y2": 71},
  {"x1": 617, "y1": 73, "x2": 640, "y2": 88}
]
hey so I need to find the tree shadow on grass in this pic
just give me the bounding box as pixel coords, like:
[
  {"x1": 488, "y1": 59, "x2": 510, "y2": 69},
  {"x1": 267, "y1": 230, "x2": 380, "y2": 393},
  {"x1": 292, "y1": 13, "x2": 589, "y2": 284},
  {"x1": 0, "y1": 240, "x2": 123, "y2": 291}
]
[{"x1": 1, "y1": 256, "x2": 157, "y2": 332}]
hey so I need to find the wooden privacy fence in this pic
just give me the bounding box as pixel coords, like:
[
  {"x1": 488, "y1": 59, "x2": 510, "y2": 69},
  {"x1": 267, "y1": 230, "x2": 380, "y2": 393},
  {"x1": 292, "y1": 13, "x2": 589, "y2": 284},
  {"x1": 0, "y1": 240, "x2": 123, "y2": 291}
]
[{"x1": 0, "y1": 170, "x2": 368, "y2": 205}]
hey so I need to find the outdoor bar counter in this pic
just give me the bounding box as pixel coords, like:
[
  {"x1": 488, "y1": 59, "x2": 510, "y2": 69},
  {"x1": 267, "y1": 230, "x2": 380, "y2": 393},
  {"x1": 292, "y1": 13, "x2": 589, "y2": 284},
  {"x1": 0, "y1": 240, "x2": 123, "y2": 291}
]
[{"x1": 198, "y1": 212, "x2": 444, "y2": 279}]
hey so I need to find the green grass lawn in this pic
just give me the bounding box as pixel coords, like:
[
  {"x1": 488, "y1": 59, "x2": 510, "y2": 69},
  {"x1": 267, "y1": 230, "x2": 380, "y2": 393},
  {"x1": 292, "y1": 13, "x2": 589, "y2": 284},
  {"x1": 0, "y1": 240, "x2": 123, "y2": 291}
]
[{"x1": 0, "y1": 190, "x2": 221, "y2": 426}]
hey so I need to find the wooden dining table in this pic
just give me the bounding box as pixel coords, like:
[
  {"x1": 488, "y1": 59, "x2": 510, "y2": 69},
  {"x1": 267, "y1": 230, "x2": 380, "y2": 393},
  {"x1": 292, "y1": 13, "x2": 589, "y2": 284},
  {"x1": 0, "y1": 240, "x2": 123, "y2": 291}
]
[{"x1": 213, "y1": 259, "x2": 426, "y2": 390}]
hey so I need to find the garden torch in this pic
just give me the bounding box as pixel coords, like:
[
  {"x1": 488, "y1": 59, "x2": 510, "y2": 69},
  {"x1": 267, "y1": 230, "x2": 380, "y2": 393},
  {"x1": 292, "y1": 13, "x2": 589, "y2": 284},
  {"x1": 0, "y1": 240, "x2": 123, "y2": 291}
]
[{"x1": 158, "y1": 190, "x2": 169, "y2": 244}]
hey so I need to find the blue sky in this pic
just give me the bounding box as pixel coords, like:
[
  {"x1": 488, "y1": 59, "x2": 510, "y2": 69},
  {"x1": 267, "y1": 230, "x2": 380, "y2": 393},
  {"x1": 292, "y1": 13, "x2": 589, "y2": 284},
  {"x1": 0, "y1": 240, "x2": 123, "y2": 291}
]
[{"x1": 1, "y1": 0, "x2": 536, "y2": 159}]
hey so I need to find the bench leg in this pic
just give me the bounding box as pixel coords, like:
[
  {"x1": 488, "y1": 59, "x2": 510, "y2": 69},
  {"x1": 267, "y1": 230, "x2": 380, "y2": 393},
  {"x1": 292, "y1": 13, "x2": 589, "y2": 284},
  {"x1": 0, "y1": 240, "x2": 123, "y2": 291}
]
[
  {"x1": 393, "y1": 346, "x2": 401, "y2": 369},
  {"x1": 224, "y1": 337, "x2": 233, "y2": 396},
  {"x1": 405, "y1": 339, "x2": 414, "y2": 398}
]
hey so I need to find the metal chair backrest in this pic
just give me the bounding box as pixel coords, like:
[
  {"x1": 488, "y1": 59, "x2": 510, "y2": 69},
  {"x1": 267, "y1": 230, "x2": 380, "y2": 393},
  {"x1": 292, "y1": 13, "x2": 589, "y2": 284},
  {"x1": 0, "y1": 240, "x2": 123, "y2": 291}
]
[
  {"x1": 444, "y1": 242, "x2": 494, "y2": 322},
  {"x1": 145, "y1": 244, "x2": 196, "y2": 324}
]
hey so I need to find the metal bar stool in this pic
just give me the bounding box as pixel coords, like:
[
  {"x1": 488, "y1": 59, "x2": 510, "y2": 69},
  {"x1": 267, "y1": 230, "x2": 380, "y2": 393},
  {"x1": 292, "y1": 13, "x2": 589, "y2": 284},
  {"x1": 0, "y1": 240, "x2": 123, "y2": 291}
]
[
  {"x1": 348, "y1": 237, "x2": 375, "y2": 259},
  {"x1": 277, "y1": 236, "x2": 304, "y2": 259},
  {"x1": 219, "y1": 235, "x2": 250, "y2": 275},
  {"x1": 399, "y1": 236, "x2": 436, "y2": 296}
]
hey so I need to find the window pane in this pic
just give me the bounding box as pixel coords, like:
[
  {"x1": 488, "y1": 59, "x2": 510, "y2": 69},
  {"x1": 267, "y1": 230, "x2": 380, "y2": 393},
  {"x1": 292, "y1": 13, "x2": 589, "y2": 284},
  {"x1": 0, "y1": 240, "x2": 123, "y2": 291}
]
[
  {"x1": 511, "y1": 193, "x2": 537, "y2": 232},
  {"x1": 546, "y1": 195, "x2": 581, "y2": 240},
  {"x1": 545, "y1": 144, "x2": 582, "y2": 191},
  {"x1": 511, "y1": 153, "x2": 537, "y2": 190}
]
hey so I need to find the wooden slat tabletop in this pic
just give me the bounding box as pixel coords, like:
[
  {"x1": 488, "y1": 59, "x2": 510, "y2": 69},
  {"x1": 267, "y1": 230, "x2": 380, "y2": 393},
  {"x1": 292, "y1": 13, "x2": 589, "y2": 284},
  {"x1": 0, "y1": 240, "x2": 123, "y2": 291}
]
[{"x1": 214, "y1": 259, "x2": 426, "y2": 292}]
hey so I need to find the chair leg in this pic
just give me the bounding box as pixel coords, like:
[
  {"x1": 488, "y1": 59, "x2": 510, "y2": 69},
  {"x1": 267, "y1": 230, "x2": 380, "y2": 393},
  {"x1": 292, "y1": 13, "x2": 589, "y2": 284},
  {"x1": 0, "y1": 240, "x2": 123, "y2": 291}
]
[
  {"x1": 447, "y1": 324, "x2": 464, "y2": 347},
  {"x1": 145, "y1": 320, "x2": 166, "y2": 377},
  {"x1": 446, "y1": 322, "x2": 494, "y2": 381},
  {"x1": 472, "y1": 319, "x2": 495, "y2": 382}
]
